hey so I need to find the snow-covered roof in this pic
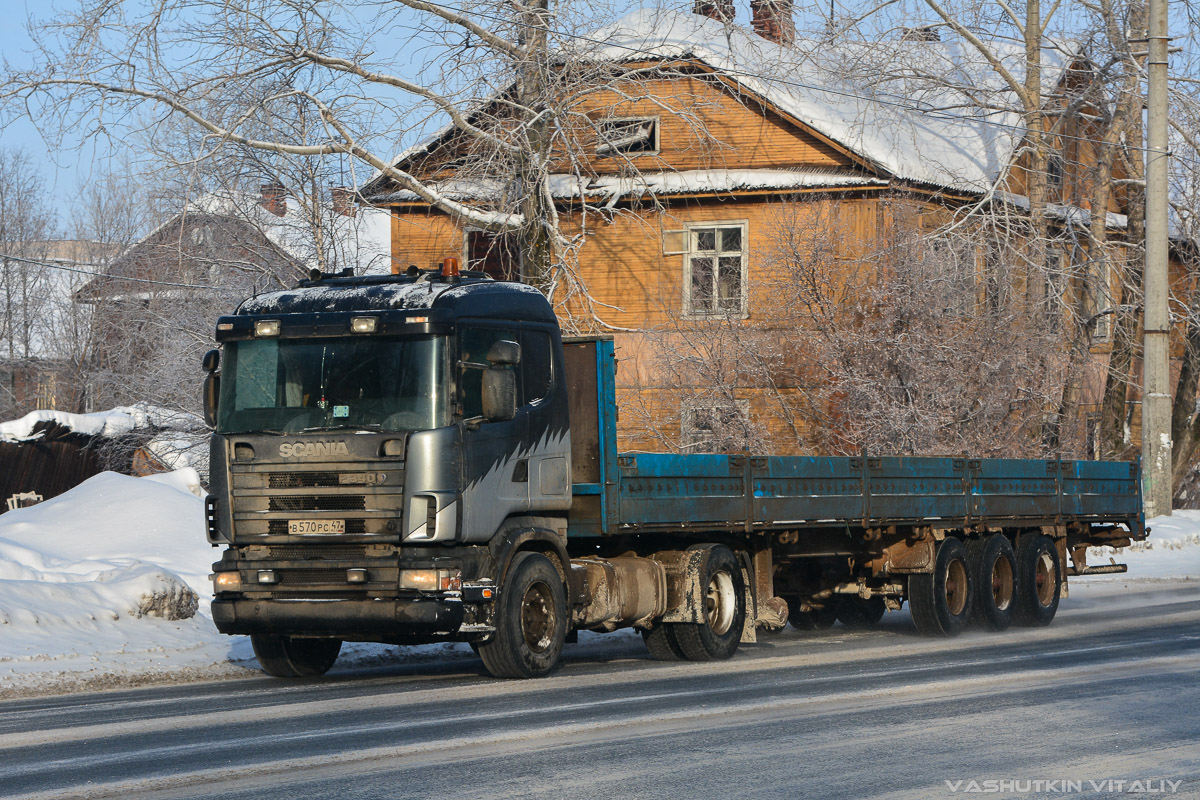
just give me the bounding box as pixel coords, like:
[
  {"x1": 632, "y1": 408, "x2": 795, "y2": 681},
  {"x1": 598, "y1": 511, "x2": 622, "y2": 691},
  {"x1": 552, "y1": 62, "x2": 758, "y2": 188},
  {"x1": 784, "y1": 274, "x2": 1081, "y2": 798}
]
[
  {"x1": 370, "y1": 167, "x2": 888, "y2": 205},
  {"x1": 576, "y1": 9, "x2": 1075, "y2": 194},
  {"x1": 366, "y1": 9, "x2": 1078, "y2": 201},
  {"x1": 187, "y1": 192, "x2": 393, "y2": 275},
  {"x1": 0, "y1": 404, "x2": 205, "y2": 444}
]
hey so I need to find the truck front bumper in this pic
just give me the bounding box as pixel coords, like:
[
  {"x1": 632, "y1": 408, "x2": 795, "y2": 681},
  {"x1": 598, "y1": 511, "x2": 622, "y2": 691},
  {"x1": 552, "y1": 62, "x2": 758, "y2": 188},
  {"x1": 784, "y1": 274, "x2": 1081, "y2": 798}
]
[{"x1": 211, "y1": 596, "x2": 465, "y2": 639}]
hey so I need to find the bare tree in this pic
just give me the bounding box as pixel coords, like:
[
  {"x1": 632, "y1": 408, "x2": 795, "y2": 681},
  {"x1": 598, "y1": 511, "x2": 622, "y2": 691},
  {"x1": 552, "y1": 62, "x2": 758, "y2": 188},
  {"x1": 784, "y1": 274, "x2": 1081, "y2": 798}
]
[{"x1": 0, "y1": 0, "x2": 683, "y2": 294}]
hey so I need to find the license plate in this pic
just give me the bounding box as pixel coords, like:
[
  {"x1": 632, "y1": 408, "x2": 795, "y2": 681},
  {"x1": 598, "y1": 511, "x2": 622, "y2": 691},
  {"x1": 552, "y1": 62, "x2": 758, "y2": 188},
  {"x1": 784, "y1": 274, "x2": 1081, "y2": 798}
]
[{"x1": 288, "y1": 519, "x2": 346, "y2": 534}]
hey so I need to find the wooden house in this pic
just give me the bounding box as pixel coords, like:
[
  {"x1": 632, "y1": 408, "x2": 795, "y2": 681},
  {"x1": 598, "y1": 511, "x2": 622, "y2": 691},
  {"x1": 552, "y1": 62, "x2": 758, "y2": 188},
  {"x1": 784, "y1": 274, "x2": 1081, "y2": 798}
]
[{"x1": 362, "y1": 4, "x2": 1171, "y2": 458}]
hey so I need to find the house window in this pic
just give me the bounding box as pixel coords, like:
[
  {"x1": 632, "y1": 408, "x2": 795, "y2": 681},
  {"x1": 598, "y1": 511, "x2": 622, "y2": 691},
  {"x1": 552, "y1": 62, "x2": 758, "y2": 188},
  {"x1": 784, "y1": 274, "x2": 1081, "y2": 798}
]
[
  {"x1": 1044, "y1": 247, "x2": 1064, "y2": 331},
  {"x1": 1082, "y1": 247, "x2": 1111, "y2": 342},
  {"x1": 685, "y1": 223, "x2": 747, "y2": 317},
  {"x1": 465, "y1": 230, "x2": 519, "y2": 281},
  {"x1": 35, "y1": 373, "x2": 56, "y2": 411},
  {"x1": 597, "y1": 118, "x2": 658, "y2": 157},
  {"x1": 1047, "y1": 154, "x2": 1065, "y2": 196},
  {"x1": 682, "y1": 399, "x2": 750, "y2": 451}
]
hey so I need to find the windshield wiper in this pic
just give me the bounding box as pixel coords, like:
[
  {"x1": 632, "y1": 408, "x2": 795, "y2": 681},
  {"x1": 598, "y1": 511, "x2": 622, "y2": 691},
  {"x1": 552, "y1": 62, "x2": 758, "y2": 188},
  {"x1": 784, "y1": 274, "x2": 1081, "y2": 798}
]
[{"x1": 299, "y1": 423, "x2": 384, "y2": 433}]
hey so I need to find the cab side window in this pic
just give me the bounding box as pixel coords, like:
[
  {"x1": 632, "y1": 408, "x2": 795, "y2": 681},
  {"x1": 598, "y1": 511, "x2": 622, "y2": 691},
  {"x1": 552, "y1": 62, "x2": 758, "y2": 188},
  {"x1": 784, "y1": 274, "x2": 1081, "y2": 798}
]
[
  {"x1": 521, "y1": 330, "x2": 552, "y2": 404},
  {"x1": 459, "y1": 325, "x2": 520, "y2": 418}
]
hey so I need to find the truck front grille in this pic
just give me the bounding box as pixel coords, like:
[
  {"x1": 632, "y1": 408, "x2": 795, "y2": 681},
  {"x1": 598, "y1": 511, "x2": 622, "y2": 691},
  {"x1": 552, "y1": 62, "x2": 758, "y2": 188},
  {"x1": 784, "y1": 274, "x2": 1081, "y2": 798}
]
[
  {"x1": 277, "y1": 568, "x2": 347, "y2": 585},
  {"x1": 266, "y1": 545, "x2": 374, "y2": 561},
  {"x1": 268, "y1": 495, "x2": 367, "y2": 512}
]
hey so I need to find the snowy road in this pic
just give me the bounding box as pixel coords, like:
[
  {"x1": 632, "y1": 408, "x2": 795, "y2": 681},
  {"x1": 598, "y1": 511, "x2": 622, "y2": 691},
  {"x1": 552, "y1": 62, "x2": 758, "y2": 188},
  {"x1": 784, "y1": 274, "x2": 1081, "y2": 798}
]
[{"x1": 0, "y1": 580, "x2": 1197, "y2": 800}]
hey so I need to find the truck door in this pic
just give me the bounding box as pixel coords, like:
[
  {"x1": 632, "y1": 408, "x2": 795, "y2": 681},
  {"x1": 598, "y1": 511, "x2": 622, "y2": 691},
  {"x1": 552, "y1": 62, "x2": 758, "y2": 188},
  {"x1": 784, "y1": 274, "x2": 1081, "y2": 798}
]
[{"x1": 458, "y1": 324, "x2": 530, "y2": 542}]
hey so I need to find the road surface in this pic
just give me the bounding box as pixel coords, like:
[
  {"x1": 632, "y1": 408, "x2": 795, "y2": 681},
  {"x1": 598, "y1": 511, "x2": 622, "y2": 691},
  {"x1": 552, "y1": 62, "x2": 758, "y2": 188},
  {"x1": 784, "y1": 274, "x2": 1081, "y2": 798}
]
[{"x1": 1, "y1": 580, "x2": 1197, "y2": 800}]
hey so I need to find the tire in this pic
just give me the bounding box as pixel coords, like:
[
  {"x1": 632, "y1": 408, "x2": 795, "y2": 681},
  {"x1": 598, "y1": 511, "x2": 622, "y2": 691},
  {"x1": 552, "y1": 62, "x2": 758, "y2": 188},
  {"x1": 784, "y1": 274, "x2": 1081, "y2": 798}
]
[
  {"x1": 250, "y1": 635, "x2": 342, "y2": 678},
  {"x1": 837, "y1": 596, "x2": 886, "y2": 629},
  {"x1": 672, "y1": 546, "x2": 747, "y2": 661},
  {"x1": 641, "y1": 621, "x2": 687, "y2": 660},
  {"x1": 1013, "y1": 534, "x2": 1062, "y2": 627},
  {"x1": 478, "y1": 552, "x2": 568, "y2": 678},
  {"x1": 908, "y1": 537, "x2": 973, "y2": 637},
  {"x1": 966, "y1": 534, "x2": 1017, "y2": 632},
  {"x1": 786, "y1": 596, "x2": 839, "y2": 630}
]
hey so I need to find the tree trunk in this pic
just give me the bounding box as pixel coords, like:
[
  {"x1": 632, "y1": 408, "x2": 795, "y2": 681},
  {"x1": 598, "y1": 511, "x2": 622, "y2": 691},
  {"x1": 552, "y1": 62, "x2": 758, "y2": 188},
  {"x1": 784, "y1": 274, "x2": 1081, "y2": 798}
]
[{"x1": 515, "y1": 0, "x2": 555, "y2": 291}]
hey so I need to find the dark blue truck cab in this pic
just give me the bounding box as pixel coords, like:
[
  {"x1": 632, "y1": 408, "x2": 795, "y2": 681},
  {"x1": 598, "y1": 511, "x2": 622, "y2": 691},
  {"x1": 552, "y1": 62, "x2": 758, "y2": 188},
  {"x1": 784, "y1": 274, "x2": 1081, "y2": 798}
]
[{"x1": 204, "y1": 270, "x2": 1145, "y2": 678}]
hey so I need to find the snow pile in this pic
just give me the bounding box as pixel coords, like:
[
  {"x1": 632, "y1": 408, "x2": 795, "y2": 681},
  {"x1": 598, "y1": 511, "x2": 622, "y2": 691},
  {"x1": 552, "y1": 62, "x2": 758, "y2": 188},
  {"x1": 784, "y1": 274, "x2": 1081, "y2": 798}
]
[
  {"x1": 1087, "y1": 510, "x2": 1200, "y2": 581},
  {"x1": 0, "y1": 470, "x2": 209, "y2": 629},
  {"x1": 0, "y1": 403, "x2": 204, "y2": 443}
]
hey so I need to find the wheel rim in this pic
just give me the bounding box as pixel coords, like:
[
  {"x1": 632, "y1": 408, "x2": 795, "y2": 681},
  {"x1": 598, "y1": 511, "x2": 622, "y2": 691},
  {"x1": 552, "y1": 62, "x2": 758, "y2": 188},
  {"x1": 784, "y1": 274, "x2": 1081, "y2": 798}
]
[
  {"x1": 520, "y1": 580, "x2": 557, "y2": 654},
  {"x1": 706, "y1": 571, "x2": 737, "y2": 635},
  {"x1": 945, "y1": 558, "x2": 968, "y2": 616},
  {"x1": 991, "y1": 555, "x2": 1014, "y2": 611},
  {"x1": 1034, "y1": 552, "x2": 1056, "y2": 607}
]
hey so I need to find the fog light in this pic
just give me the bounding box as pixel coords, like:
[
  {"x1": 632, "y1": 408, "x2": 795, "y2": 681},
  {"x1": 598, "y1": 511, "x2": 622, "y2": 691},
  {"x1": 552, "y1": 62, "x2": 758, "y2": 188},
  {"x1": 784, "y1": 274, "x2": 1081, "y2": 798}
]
[
  {"x1": 257, "y1": 570, "x2": 277, "y2": 584},
  {"x1": 212, "y1": 572, "x2": 242, "y2": 592},
  {"x1": 350, "y1": 316, "x2": 378, "y2": 333},
  {"x1": 347, "y1": 568, "x2": 368, "y2": 583},
  {"x1": 254, "y1": 319, "x2": 280, "y2": 337}
]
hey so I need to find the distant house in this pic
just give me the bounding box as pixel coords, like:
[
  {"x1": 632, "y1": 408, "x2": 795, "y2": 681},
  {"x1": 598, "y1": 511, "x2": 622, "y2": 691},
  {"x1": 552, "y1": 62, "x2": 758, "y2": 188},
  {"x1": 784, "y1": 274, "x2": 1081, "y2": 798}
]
[
  {"x1": 75, "y1": 186, "x2": 393, "y2": 409},
  {"x1": 362, "y1": 4, "x2": 1153, "y2": 455},
  {"x1": 0, "y1": 240, "x2": 119, "y2": 418}
]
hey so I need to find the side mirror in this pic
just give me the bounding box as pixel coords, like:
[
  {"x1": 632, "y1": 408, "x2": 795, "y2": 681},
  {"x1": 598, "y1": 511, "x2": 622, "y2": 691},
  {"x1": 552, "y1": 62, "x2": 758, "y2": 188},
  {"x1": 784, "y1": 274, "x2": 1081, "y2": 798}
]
[
  {"x1": 482, "y1": 367, "x2": 517, "y2": 422},
  {"x1": 202, "y1": 348, "x2": 220, "y2": 372},
  {"x1": 486, "y1": 339, "x2": 521, "y2": 366},
  {"x1": 203, "y1": 373, "x2": 220, "y2": 428}
]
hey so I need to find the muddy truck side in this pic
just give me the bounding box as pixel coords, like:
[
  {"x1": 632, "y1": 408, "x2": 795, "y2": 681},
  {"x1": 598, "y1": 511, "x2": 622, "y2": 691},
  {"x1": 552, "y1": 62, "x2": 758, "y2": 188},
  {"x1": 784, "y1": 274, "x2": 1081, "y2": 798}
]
[{"x1": 203, "y1": 267, "x2": 1146, "y2": 678}]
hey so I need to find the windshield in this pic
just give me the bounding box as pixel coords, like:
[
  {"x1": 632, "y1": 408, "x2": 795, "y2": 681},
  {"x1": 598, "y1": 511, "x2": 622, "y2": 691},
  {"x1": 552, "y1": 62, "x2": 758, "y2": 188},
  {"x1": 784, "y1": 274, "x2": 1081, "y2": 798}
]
[{"x1": 217, "y1": 335, "x2": 449, "y2": 434}]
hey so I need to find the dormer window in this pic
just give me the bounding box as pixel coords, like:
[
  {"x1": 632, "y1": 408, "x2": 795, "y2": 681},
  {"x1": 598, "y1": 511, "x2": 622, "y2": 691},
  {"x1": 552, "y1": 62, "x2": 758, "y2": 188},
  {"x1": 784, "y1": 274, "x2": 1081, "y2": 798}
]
[{"x1": 597, "y1": 118, "x2": 658, "y2": 157}]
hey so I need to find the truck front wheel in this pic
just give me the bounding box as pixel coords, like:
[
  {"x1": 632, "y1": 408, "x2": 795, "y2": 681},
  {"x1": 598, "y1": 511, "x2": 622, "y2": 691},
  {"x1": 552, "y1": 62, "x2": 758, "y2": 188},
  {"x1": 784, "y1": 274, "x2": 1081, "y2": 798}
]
[
  {"x1": 250, "y1": 635, "x2": 342, "y2": 678},
  {"x1": 672, "y1": 546, "x2": 746, "y2": 661},
  {"x1": 908, "y1": 537, "x2": 972, "y2": 637},
  {"x1": 479, "y1": 552, "x2": 568, "y2": 679}
]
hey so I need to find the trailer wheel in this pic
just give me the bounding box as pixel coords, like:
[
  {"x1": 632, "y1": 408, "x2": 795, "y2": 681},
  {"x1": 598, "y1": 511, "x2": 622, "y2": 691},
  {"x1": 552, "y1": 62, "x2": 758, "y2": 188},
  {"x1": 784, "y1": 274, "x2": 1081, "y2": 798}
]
[
  {"x1": 966, "y1": 535, "x2": 1016, "y2": 631},
  {"x1": 673, "y1": 546, "x2": 746, "y2": 661},
  {"x1": 908, "y1": 537, "x2": 972, "y2": 637},
  {"x1": 478, "y1": 552, "x2": 567, "y2": 678},
  {"x1": 1013, "y1": 534, "x2": 1062, "y2": 627},
  {"x1": 837, "y1": 596, "x2": 886, "y2": 629},
  {"x1": 641, "y1": 622, "x2": 687, "y2": 660},
  {"x1": 250, "y1": 635, "x2": 342, "y2": 678},
  {"x1": 786, "y1": 596, "x2": 839, "y2": 630}
]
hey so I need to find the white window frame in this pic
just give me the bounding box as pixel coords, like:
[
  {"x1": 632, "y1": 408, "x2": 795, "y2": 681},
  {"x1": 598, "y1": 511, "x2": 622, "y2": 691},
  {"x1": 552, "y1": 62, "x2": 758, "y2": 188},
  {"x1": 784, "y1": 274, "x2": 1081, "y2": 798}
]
[
  {"x1": 681, "y1": 399, "x2": 751, "y2": 451},
  {"x1": 683, "y1": 221, "x2": 749, "y2": 319},
  {"x1": 596, "y1": 117, "x2": 660, "y2": 158}
]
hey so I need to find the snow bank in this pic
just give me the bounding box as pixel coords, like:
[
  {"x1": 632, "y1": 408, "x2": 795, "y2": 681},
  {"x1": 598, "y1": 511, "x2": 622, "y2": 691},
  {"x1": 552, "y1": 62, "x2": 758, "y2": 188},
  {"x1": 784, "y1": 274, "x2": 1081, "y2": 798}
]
[
  {"x1": 1086, "y1": 510, "x2": 1200, "y2": 582},
  {"x1": 0, "y1": 403, "x2": 204, "y2": 443}
]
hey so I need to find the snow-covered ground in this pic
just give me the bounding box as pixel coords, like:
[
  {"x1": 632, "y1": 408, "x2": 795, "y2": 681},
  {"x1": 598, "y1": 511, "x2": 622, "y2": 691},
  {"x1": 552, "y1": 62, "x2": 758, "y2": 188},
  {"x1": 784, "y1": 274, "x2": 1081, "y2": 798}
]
[{"x1": 0, "y1": 471, "x2": 1196, "y2": 699}]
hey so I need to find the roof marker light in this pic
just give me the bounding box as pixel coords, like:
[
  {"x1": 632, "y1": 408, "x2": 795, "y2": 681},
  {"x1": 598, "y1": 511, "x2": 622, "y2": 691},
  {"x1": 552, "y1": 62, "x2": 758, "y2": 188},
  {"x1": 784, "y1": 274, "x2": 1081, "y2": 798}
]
[
  {"x1": 350, "y1": 316, "x2": 378, "y2": 334},
  {"x1": 254, "y1": 320, "x2": 281, "y2": 337}
]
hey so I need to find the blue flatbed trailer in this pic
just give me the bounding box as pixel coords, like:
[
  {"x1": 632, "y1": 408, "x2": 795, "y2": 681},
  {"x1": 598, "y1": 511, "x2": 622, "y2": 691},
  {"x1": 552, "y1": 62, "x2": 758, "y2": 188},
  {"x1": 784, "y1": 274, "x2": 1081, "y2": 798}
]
[{"x1": 561, "y1": 336, "x2": 1145, "y2": 640}]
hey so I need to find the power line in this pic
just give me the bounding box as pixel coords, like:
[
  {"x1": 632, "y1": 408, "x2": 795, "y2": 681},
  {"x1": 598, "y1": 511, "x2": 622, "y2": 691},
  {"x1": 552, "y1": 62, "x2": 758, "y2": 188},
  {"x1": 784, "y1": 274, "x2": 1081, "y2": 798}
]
[{"x1": 0, "y1": 252, "x2": 226, "y2": 291}]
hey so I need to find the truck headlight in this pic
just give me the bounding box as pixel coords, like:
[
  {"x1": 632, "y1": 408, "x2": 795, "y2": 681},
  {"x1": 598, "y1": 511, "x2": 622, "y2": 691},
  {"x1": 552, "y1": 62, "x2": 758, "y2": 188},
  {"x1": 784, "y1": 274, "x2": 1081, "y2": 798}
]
[{"x1": 399, "y1": 569, "x2": 461, "y2": 591}]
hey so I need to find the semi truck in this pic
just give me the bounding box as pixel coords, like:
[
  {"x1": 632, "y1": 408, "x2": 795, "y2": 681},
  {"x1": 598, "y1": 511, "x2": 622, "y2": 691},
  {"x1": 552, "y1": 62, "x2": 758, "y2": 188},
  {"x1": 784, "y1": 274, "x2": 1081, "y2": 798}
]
[{"x1": 203, "y1": 262, "x2": 1146, "y2": 679}]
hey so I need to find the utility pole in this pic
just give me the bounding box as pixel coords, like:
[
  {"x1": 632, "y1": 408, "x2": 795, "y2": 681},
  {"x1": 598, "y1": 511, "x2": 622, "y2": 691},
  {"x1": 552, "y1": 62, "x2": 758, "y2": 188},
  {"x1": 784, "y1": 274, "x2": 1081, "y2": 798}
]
[{"x1": 1143, "y1": 0, "x2": 1172, "y2": 517}]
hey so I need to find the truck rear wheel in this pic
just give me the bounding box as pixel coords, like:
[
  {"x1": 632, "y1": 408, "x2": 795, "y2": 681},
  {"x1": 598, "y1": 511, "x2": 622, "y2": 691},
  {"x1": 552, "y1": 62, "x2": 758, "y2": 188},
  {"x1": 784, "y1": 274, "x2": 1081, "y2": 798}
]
[
  {"x1": 250, "y1": 635, "x2": 342, "y2": 678},
  {"x1": 1013, "y1": 534, "x2": 1062, "y2": 627},
  {"x1": 837, "y1": 596, "x2": 886, "y2": 629},
  {"x1": 478, "y1": 552, "x2": 567, "y2": 679},
  {"x1": 787, "y1": 596, "x2": 839, "y2": 630},
  {"x1": 908, "y1": 537, "x2": 972, "y2": 637},
  {"x1": 641, "y1": 622, "x2": 687, "y2": 660},
  {"x1": 966, "y1": 534, "x2": 1016, "y2": 631},
  {"x1": 672, "y1": 546, "x2": 746, "y2": 662}
]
